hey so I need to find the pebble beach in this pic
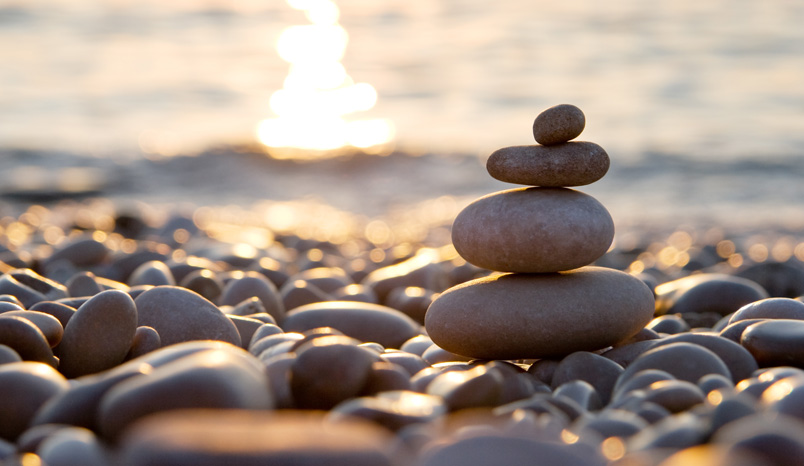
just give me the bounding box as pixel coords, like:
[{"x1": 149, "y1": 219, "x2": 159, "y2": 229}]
[{"x1": 2, "y1": 104, "x2": 804, "y2": 466}]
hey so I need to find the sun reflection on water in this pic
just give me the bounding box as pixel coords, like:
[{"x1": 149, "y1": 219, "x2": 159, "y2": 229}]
[{"x1": 257, "y1": 0, "x2": 394, "y2": 158}]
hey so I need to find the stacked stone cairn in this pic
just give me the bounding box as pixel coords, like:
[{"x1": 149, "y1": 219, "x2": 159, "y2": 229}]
[{"x1": 425, "y1": 104, "x2": 656, "y2": 360}]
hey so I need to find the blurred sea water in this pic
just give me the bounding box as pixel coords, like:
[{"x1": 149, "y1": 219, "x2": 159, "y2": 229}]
[{"x1": 1, "y1": 0, "x2": 804, "y2": 231}]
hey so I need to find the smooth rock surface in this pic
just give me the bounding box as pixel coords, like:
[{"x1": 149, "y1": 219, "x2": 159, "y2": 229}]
[
  {"x1": 655, "y1": 274, "x2": 769, "y2": 316},
  {"x1": 451, "y1": 188, "x2": 614, "y2": 273},
  {"x1": 283, "y1": 301, "x2": 420, "y2": 348},
  {"x1": 134, "y1": 286, "x2": 241, "y2": 347},
  {"x1": 741, "y1": 319, "x2": 804, "y2": 368},
  {"x1": 98, "y1": 347, "x2": 272, "y2": 439},
  {"x1": 56, "y1": 289, "x2": 138, "y2": 378},
  {"x1": 119, "y1": 410, "x2": 405, "y2": 466},
  {"x1": 425, "y1": 267, "x2": 654, "y2": 360},
  {"x1": 532, "y1": 104, "x2": 586, "y2": 145},
  {"x1": 729, "y1": 297, "x2": 804, "y2": 324},
  {"x1": 0, "y1": 362, "x2": 69, "y2": 441},
  {"x1": 487, "y1": 142, "x2": 609, "y2": 187}
]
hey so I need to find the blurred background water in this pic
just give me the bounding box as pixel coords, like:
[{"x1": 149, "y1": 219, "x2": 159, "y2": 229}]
[{"x1": 1, "y1": 0, "x2": 803, "y2": 231}]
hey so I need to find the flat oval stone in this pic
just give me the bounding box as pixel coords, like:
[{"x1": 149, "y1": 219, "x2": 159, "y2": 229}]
[
  {"x1": 487, "y1": 142, "x2": 609, "y2": 187},
  {"x1": 425, "y1": 267, "x2": 654, "y2": 360},
  {"x1": 219, "y1": 271, "x2": 285, "y2": 323},
  {"x1": 118, "y1": 411, "x2": 405, "y2": 466},
  {"x1": 741, "y1": 319, "x2": 804, "y2": 368},
  {"x1": 98, "y1": 347, "x2": 272, "y2": 439},
  {"x1": 0, "y1": 362, "x2": 69, "y2": 441},
  {"x1": 729, "y1": 297, "x2": 804, "y2": 324},
  {"x1": 451, "y1": 188, "x2": 614, "y2": 273},
  {"x1": 0, "y1": 315, "x2": 57, "y2": 367},
  {"x1": 532, "y1": 104, "x2": 586, "y2": 145},
  {"x1": 616, "y1": 342, "x2": 732, "y2": 388},
  {"x1": 134, "y1": 286, "x2": 241, "y2": 347},
  {"x1": 283, "y1": 301, "x2": 420, "y2": 348},
  {"x1": 56, "y1": 290, "x2": 138, "y2": 378},
  {"x1": 650, "y1": 333, "x2": 758, "y2": 384},
  {"x1": 1, "y1": 310, "x2": 63, "y2": 347},
  {"x1": 655, "y1": 274, "x2": 769, "y2": 316}
]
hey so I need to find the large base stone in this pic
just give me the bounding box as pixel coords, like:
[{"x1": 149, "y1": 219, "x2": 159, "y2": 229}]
[{"x1": 424, "y1": 266, "x2": 655, "y2": 360}]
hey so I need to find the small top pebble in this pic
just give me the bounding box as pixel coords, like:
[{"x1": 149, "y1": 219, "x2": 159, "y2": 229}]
[{"x1": 532, "y1": 104, "x2": 585, "y2": 145}]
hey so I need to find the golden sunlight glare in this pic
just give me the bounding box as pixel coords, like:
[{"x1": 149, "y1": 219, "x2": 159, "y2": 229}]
[{"x1": 257, "y1": 0, "x2": 394, "y2": 156}]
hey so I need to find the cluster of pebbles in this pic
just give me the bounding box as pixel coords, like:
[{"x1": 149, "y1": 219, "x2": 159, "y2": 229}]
[{"x1": 1, "y1": 108, "x2": 804, "y2": 465}]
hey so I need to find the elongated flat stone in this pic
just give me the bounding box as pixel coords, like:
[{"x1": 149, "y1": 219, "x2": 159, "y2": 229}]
[
  {"x1": 451, "y1": 187, "x2": 614, "y2": 273},
  {"x1": 424, "y1": 267, "x2": 655, "y2": 360},
  {"x1": 487, "y1": 143, "x2": 609, "y2": 187}
]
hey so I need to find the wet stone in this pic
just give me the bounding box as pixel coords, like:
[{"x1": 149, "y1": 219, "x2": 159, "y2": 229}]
[
  {"x1": 729, "y1": 297, "x2": 804, "y2": 324},
  {"x1": 283, "y1": 301, "x2": 420, "y2": 349},
  {"x1": 617, "y1": 342, "x2": 732, "y2": 388},
  {"x1": 649, "y1": 333, "x2": 758, "y2": 384},
  {"x1": 741, "y1": 319, "x2": 804, "y2": 368},
  {"x1": 532, "y1": 104, "x2": 586, "y2": 145},
  {"x1": 55, "y1": 289, "x2": 138, "y2": 378},
  {"x1": 647, "y1": 314, "x2": 690, "y2": 335},
  {"x1": 641, "y1": 379, "x2": 705, "y2": 413},
  {"x1": 655, "y1": 273, "x2": 769, "y2": 316}
]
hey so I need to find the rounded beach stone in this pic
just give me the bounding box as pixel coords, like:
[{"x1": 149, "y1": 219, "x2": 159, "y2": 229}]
[
  {"x1": 729, "y1": 297, "x2": 804, "y2": 324},
  {"x1": 98, "y1": 347, "x2": 273, "y2": 439},
  {"x1": 31, "y1": 362, "x2": 149, "y2": 430},
  {"x1": 641, "y1": 379, "x2": 705, "y2": 413},
  {"x1": 616, "y1": 342, "x2": 732, "y2": 389},
  {"x1": 1, "y1": 310, "x2": 63, "y2": 347},
  {"x1": 125, "y1": 326, "x2": 161, "y2": 360},
  {"x1": 119, "y1": 410, "x2": 405, "y2": 466},
  {"x1": 55, "y1": 289, "x2": 138, "y2": 378},
  {"x1": 37, "y1": 426, "x2": 109, "y2": 466},
  {"x1": 741, "y1": 319, "x2": 804, "y2": 368},
  {"x1": 65, "y1": 271, "x2": 103, "y2": 298},
  {"x1": 329, "y1": 391, "x2": 446, "y2": 431},
  {"x1": 451, "y1": 188, "x2": 614, "y2": 273},
  {"x1": 29, "y1": 301, "x2": 76, "y2": 329},
  {"x1": 532, "y1": 104, "x2": 586, "y2": 145},
  {"x1": 650, "y1": 333, "x2": 758, "y2": 384},
  {"x1": 178, "y1": 269, "x2": 223, "y2": 302},
  {"x1": 0, "y1": 315, "x2": 57, "y2": 367},
  {"x1": 425, "y1": 267, "x2": 654, "y2": 360},
  {"x1": 487, "y1": 142, "x2": 609, "y2": 187},
  {"x1": 654, "y1": 273, "x2": 769, "y2": 316},
  {"x1": 128, "y1": 260, "x2": 176, "y2": 287},
  {"x1": 290, "y1": 335, "x2": 379, "y2": 409},
  {"x1": 0, "y1": 344, "x2": 22, "y2": 364},
  {"x1": 219, "y1": 271, "x2": 285, "y2": 323},
  {"x1": 360, "y1": 249, "x2": 450, "y2": 302},
  {"x1": 45, "y1": 236, "x2": 108, "y2": 267},
  {"x1": 427, "y1": 364, "x2": 504, "y2": 411},
  {"x1": 283, "y1": 301, "x2": 420, "y2": 348},
  {"x1": 134, "y1": 285, "x2": 241, "y2": 347},
  {"x1": 551, "y1": 351, "x2": 624, "y2": 405},
  {"x1": 712, "y1": 413, "x2": 804, "y2": 466},
  {"x1": 420, "y1": 434, "x2": 604, "y2": 466},
  {"x1": 0, "y1": 362, "x2": 69, "y2": 441}
]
